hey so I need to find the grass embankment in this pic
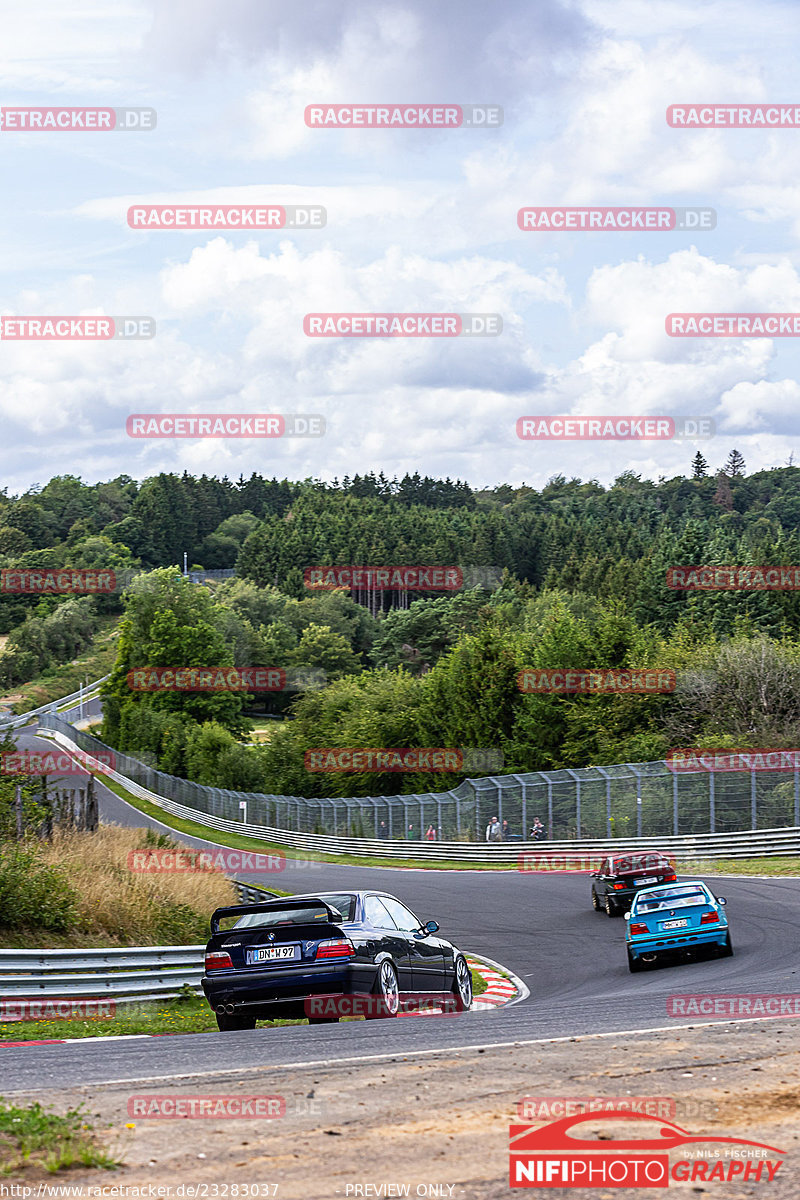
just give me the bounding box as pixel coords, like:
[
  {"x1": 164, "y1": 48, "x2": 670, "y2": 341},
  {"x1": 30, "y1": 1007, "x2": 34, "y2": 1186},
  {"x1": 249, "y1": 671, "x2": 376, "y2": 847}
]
[
  {"x1": 0, "y1": 825, "x2": 238, "y2": 950},
  {"x1": 0, "y1": 615, "x2": 120, "y2": 715},
  {"x1": 0, "y1": 1098, "x2": 120, "y2": 1175}
]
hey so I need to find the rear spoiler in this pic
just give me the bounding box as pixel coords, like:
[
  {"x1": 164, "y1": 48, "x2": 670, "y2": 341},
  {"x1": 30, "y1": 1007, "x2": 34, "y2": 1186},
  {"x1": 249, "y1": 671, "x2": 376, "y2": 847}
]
[{"x1": 210, "y1": 896, "x2": 343, "y2": 934}]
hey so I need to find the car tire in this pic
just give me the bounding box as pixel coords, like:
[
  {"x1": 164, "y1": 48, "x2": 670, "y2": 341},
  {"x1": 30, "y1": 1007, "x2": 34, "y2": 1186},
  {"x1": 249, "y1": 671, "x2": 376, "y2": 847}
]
[
  {"x1": 365, "y1": 959, "x2": 400, "y2": 1019},
  {"x1": 627, "y1": 948, "x2": 643, "y2": 973},
  {"x1": 605, "y1": 894, "x2": 618, "y2": 917},
  {"x1": 719, "y1": 932, "x2": 734, "y2": 957},
  {"x1": 215, "y1": 1012, "x2": 257, "y2": 1031},
  {"x1": 591, "y1": 889, "x2": 602, "y2": 912},
  {"x1": 450, "y1": 955, "x2": 473, "y2": 1012}
]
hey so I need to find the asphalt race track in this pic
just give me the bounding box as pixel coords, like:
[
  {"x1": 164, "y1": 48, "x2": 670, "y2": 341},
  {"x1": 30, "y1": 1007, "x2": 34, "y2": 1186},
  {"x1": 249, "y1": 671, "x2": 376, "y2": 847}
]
[{"x1": 4, "y1": 723, "x2": 800, "y2": 1093}]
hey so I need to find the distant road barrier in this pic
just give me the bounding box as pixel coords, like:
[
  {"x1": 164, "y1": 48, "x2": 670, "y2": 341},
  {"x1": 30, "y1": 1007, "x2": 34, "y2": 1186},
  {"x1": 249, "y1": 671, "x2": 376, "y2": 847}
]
[
  {"x1": 0, "y1": 675, "x2": 108, "y2": 730},
  {"x1": 37, "y1": 723, "x2": 800, "y2": 863}
]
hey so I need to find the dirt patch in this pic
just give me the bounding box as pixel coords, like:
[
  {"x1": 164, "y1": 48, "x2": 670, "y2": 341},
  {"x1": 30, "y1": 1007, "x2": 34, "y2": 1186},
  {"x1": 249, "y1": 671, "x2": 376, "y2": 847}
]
[{"x1": 3, "y1": 1020, "x2": 800, "y2": 1198}]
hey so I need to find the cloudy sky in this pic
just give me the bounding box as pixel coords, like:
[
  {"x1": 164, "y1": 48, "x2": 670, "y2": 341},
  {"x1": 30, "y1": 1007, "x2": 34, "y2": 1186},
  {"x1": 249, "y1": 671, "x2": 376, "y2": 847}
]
[{"x1": 2, "y1": 0, "x2": 800, "y2": 494}]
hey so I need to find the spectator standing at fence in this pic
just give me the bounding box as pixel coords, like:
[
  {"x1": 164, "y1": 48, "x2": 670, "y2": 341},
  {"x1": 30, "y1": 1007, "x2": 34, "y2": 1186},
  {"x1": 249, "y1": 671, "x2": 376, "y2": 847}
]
[
  {"x1": 485, "y1": 815, "x2": 502, "y2": 842},
  {"x1": 502, "y1": 819, "x2": 510, "y2": 840},
  {"x1": 425, "y1": 824, "x2": 436, "y2": 841},
  {"x1": 530, "y1": 816, "x2": 546, "y2": 841}
]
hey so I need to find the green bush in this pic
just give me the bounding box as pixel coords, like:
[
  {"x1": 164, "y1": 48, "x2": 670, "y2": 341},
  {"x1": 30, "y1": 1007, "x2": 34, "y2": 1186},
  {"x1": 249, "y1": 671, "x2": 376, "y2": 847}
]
[{"x1": 0, "y1": 843, "x2": 77, "y2": 932}]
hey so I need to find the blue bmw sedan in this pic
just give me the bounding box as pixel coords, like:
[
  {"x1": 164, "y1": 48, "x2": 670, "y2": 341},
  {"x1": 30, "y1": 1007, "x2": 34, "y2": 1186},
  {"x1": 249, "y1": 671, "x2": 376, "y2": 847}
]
[{"x1": 625, "y1": 880, "x2": 732, "y2": 972}]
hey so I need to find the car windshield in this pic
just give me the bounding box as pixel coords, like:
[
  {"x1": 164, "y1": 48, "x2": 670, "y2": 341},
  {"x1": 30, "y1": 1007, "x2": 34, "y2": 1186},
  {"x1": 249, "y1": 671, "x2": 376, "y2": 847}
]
[
  {"x1": 232, "y1": 894, "x2": 356, "y2": 929},
  {"x1": 635, "y1": 887, "x2": 709, "y2": 912}
]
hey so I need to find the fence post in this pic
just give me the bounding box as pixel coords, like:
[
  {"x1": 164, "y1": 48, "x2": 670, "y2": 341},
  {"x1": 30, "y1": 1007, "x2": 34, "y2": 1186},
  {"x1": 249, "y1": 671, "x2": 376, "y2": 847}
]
[
  {"x1": 673, "y1": 772, "x2": 678, "y2": 836},
  {"x1": 750, "y1": 769, "x2": 757, "y2": 830},
  {"x1": 456, "y1": 791, "x2": 461, "y2": 838},
  {"x1": 795, "y1": 768, "x2": 799, "y2": 827},
  {"x1": 636, "y1": 777, "x2": 642, "y2": 838},
  {"x1": 547, "y1": 780, "x2": 553, "y2": 838},
  {"x1": 576, "y1": 781, "x2": 581, "y2": 839},
  {"x1": 709, "y1": 770, "x2": 716, "y2": 834},
  {"x1": 521, "y1": 780, "x2": 527, "y2": 841},
  {"x1": 606, "y1": 777, "x2": 611, "y2": 838},
  {"x1": 14, "y1": 785, "x2": 23, "y2": 839},
  {"x1": 86, "y1": 776, "x2": 98, "y2": 832}
]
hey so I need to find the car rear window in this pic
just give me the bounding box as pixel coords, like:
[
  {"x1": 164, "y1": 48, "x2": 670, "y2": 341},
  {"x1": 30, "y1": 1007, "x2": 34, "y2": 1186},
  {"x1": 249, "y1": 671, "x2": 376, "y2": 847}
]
[
  {"x1": 612, "y1": 856, "x2": 670, "y2": 875},
  {"x1": 235, "y1": 897, "x2": 352, "y2": 931},
  {"x1": 635, "y1": 887, "x2": 709, "y2": 912}
]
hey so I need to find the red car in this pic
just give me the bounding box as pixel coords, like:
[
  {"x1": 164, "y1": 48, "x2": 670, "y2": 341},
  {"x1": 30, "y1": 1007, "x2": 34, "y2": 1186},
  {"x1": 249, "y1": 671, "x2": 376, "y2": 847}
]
[{"x1": 591, "y1": 852, "x2": 677, "y2": 916}]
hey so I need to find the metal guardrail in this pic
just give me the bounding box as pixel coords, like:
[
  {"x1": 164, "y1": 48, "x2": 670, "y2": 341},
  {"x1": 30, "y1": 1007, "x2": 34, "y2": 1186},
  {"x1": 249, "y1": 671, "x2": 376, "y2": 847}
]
[
  {"x1": 0, "y1": 675, "x2": 109, "y2": 730},
  {"x1": 0, "y1": 883, "x2": 282, "y2": 1007},
  {"x1": 40, "y1": 727, "x2": 800, "y2": 862}
]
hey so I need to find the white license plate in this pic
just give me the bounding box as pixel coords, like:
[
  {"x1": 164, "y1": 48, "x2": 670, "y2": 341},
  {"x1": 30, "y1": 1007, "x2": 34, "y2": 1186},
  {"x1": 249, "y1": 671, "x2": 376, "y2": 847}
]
[
  {"x1": 635, "y1": 876, "x2": 658, "y2": 886},
  {"x1": 248, "y1": 945, "x2": 299, "y2": 964},
  {"x1": 660, "y1": 918, "x2": 689, "y2": 930}
]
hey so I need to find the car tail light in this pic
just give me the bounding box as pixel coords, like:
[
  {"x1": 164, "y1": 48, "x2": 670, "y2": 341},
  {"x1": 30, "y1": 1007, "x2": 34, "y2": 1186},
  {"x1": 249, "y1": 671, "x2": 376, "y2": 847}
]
[
  {"x1": 613, "y1": 883, "x2": 626, "y2": 890},
  {"x1": 205, "y1": 950, "x2": 234, "y2": 971},
  {"x1": 700, "y1": 911, "x2": 720, "y2": 924},
  {"x1": 661, "y1": 873, "x2": 677, "y2": 882},
  {"x1": 630, "y1": 922, "x2": 649, "y2": 935},
  {"x1": 315, "y1": 938, "x2": 355, "y2": 960}
]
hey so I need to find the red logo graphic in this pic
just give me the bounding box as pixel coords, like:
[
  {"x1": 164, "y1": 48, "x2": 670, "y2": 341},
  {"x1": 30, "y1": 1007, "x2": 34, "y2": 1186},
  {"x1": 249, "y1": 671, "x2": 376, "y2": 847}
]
[
  {"x1": 667, "y1": 313, "x2": 800, "y2": 336},
  {"x1": 304, "y1": 566, "x2": 463, "y2": 591},
  {"x1": 127, "y1": 1095, "x2": 285, "y2": 1119},
  {"x1": 1, "y1": 750, "x2": 116, "y2": 776},
  {"x1": 304, "y1": 993, "x2": 458, "y2": 1019},
  {"x1": 0, "y1": 569, "x2": 116, "y2": 594},
  {"x1": 305, "y1": 748, "x2": 465, "y2": 772},
  {"x1": 667, "y1": 565, "x2": 800, "y2": 590},
  {"x1": 128, "y1": 848, "x2": 286, "y2": 874},
  {"x1": 667, "y1": 748, "x2": 800, "y2": 772},
  {"x1": 668, "y1": 993, "x2": 800, "y2": 1019},
  {"x1": 1, "y1": 999, "x2": 115, "y2": 1022},
  {"x1": 510, "y1": 1111, "x2": 785, "y2": 1187},
  {"x1": 517, "y1": 669, "x2": 676, "y2": 694},
  {"x1": 667, "y1": 104, "x2": 800, "y2": 127}
]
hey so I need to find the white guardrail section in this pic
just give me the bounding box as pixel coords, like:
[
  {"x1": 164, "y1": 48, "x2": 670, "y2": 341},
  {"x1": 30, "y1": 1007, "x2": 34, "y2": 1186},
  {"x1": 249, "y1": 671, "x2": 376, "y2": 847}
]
[
  {"x1": 45, "y1": 728, "x2": 800, "y2": 863},
  {"x1": 0, "y1": 675, "x2": 109, "y2": 730},
  {"x1": 0, "y1": 883, "x2": 275, "y2": 1005}
]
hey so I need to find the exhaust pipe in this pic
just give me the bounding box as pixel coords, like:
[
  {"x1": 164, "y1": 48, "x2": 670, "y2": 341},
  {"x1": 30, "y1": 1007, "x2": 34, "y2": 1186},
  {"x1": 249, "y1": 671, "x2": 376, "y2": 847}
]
[{"x1": 217, "y1": 1003, "x2": 236, "y2": 1014}]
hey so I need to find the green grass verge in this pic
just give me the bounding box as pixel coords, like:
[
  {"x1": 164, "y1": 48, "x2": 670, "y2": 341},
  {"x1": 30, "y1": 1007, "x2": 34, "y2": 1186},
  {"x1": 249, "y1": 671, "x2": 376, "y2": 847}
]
[
  {"x1": 0, "y1": 1097, "x2": 119, "y2": 1175},
  {"x1": 0, "y1": 973, "x2": 487, "y2": 1041}
]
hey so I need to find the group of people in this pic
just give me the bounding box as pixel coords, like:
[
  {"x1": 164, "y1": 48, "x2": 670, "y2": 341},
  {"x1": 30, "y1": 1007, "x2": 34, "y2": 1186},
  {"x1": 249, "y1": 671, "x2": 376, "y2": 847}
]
[{"x1": 484, "y1": 815, "x2": 546, "y2": 842}]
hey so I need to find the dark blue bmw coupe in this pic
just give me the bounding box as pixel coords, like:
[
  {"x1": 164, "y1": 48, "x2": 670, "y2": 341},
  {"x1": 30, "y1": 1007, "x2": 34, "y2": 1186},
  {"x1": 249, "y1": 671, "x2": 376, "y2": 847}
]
[{"x1": 201, "y1": 890, "x2": 473, "y2": 1030}]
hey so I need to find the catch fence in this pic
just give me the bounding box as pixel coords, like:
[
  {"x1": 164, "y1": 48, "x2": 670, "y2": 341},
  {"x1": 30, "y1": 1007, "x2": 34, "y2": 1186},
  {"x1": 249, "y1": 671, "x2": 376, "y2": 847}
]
[{"x1": 38, "y1": 715, "x2": 800, "y2": 840}]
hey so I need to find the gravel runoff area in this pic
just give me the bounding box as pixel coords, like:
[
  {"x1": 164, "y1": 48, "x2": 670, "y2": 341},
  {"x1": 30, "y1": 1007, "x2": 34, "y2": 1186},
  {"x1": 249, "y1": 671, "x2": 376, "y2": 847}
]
[{"x1": 2, "y1": 1018, "x2": 799, "y2": 1199}]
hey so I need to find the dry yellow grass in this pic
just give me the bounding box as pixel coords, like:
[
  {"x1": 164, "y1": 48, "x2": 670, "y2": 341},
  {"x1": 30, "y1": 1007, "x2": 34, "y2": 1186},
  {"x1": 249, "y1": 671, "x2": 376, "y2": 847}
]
[{"x1": 36, "y1": 825, "x2": 238, "y2": 945}]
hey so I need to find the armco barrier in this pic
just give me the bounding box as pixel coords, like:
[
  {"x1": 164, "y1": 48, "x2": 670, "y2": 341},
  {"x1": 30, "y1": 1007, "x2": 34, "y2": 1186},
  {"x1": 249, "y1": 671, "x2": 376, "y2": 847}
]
[
  {"x1": 0, "y1": 882, "x2": 275, "y2": 1009},
  {"x1": 39, "y1": 713, "x2": 800, "y2": 841},
  {"x1": 39, "y1": 725, "x2": 800, "y2": 863}
]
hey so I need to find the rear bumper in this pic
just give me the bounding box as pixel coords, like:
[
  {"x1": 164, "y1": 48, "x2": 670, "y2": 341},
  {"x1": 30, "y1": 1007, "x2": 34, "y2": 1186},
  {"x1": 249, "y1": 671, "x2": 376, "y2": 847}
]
[
  {"x1": 201, "y1": 961, "x2": 378, "y2": 1012},
  {"x1": 628, "y1": 926, "x2": 728, "y2": 958}
]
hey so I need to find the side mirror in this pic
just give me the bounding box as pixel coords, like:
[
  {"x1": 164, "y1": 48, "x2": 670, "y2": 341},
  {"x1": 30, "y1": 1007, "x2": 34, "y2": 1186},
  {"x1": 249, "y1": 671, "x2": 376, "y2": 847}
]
[
  {"x1": 624, "y1": 912, "x2": 631, "y2": 920},
  {"x1": 717, "y1": 897, "x2": 727, "y2": 906},
  {"x1": 424, "y1": 920, "x2": 440, "y2": 934}
]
